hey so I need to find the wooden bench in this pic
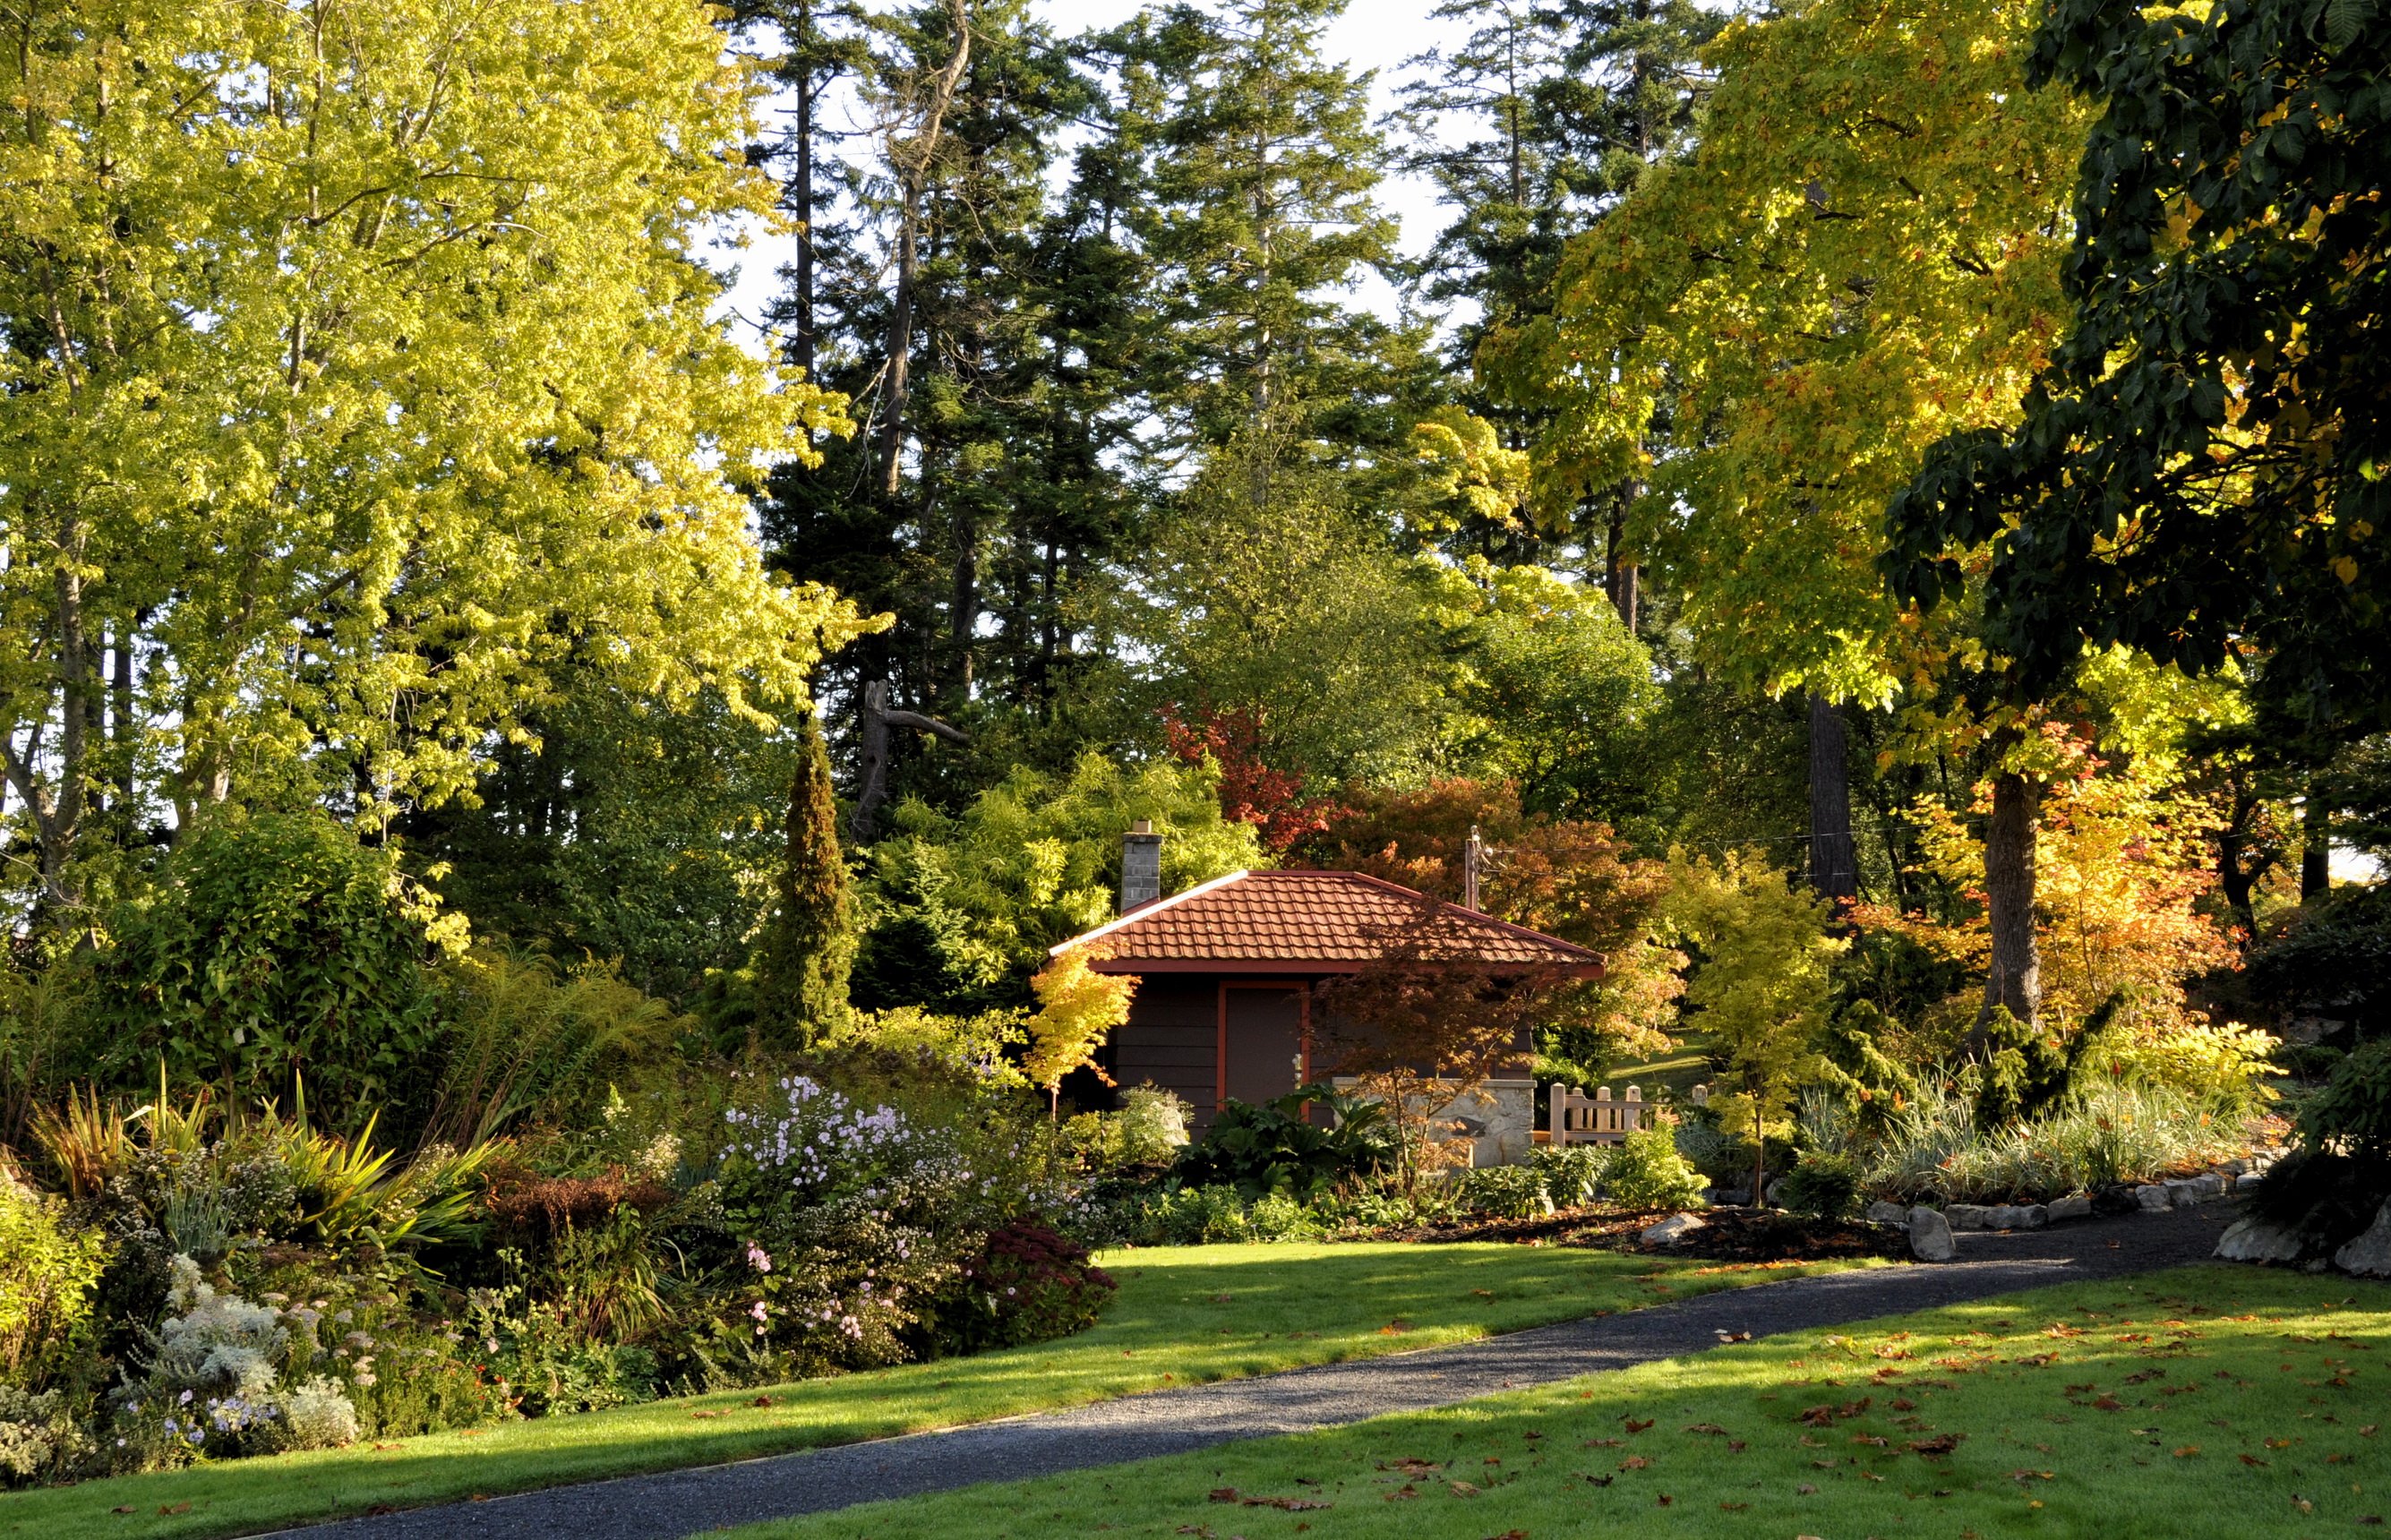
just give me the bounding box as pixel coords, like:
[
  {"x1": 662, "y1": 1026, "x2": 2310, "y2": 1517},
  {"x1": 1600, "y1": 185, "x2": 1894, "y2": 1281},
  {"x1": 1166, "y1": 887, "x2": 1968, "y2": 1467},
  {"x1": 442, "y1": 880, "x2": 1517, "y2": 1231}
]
[{"x1": 1547, "y1": 1082, "x2": 1707, "y2": 1146}]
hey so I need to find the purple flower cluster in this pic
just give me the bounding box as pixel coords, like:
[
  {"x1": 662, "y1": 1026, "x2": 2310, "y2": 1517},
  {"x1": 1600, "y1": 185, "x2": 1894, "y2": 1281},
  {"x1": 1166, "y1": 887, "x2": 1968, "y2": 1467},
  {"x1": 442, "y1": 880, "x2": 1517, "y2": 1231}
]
[{"x1": 724, "y1": 1076, "x2": 915, "y2": 1193}]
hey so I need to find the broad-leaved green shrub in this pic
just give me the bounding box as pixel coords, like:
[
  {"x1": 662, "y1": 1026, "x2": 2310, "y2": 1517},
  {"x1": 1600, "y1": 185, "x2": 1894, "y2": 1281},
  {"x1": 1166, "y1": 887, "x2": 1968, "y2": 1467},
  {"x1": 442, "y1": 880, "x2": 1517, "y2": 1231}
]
[
  {"x1": 1530, "y1": 1145, "x2": 1607, "y2": 1209},
  {"x1": 86, "y1": 811, "x2": 465, "y2": 1125},
  {"x1": 1604, "y1": 1125, "x2": 1710, "y2": 1211},
  {"x1": 0, "y1": 1176, "x2": 106, "y2": 1390},
  {"x1": 1170, "y1": 1086, "x2": 1396, "y2": 1201},
  {"x1": 1462, "y1": 1164, "x2": 1552, "y2": 1219}
]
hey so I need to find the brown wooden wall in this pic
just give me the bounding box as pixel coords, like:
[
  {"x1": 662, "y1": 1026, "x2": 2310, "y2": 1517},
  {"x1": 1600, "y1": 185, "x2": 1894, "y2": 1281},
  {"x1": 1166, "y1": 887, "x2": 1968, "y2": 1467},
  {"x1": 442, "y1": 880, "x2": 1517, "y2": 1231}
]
[{"x1": 1112, "y1": 976, "x2": 1220, "y2": 1125}]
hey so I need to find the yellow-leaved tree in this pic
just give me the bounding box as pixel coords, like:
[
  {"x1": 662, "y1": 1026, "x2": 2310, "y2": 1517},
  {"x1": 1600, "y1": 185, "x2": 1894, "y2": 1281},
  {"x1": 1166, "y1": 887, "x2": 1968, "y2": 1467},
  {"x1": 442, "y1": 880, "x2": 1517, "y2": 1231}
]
[
  {"x1": 1024, "y1": 946, "x2": 1136, "y2": 1119},
  {"x1": 1663, "y1": 851, "x2": 1847, "y2": 1202},
  {"x1": 0, "y1": 0, "x2": 865, "y2": 909},
  {"x1": 1484, "y1": 0, "x2": 2091, "y2": 1026}
]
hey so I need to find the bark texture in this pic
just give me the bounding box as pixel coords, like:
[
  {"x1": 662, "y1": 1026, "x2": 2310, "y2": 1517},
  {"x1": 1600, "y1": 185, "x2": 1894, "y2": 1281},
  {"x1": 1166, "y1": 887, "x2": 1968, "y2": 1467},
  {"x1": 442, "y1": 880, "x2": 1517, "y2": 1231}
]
[
  {"x1": 1806, "y1": 691, "x2": 1858, "y2": 899},
  {"x1": 1979, "y1": 770, "x2": 2043, "y2": 1030}
]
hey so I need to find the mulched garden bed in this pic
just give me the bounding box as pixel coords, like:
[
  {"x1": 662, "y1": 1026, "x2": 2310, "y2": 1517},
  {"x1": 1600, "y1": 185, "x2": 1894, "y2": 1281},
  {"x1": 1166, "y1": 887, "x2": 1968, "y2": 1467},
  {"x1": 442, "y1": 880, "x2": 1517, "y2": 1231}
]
[{"x1": 1378, "y1": 1204, "x2": 1911, "y2": 1263}]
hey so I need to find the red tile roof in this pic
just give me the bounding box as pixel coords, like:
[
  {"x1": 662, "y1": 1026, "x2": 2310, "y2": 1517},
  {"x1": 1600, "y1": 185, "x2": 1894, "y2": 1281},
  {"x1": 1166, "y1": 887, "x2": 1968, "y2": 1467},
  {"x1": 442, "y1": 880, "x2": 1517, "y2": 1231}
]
[{"x1": 1051, "y1": 869, "x2": 1603, "y2": 975}]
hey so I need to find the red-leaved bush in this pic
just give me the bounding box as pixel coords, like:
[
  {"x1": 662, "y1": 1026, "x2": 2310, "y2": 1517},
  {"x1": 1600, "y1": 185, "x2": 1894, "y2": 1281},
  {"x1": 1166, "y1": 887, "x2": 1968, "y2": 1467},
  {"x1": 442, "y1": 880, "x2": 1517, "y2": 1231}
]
[{"x1": 930, "y1": 1219, "x2": 1117, "y2": 1355}]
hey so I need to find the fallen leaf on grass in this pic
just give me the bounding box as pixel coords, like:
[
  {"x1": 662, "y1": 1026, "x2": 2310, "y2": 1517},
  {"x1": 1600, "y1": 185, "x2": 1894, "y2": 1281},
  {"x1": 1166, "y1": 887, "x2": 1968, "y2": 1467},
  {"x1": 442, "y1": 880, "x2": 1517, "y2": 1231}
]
[
  {"x1": 1581, "y1": 1474, "x2": 1615, "y2": 1487},
  {"x1": 1449, "y1": 1480, "x2": 1481, "y2": 1497},
  {"x1": 2241, "y1": 1455, "x2": 2269, "y2": 1467},
  {"x1": 1718, "y1": 1501, "x2": 1750, "y2": 1511},
  {"x1": 1619, "y1": 1455, "x2": 1650, "y2": 1470},
  {"x1": 1796, "y1": 1484, "x2": 1817, "y2": 1495},
  {"x1": 1480, "y1": 1531, "x2": 1529, "y2": 1540},
  {"x1": 2267, "y1": 1437, "x2": 2294, "y2": 1449},
  {"x1": 1727, "y1": 1441, "x2": 1747, "y2": 1453},
  {"x1": 1657, "y1": 1493, "x2": 1674, "y2": 1505},
  {"x1": 2091, "y1": 1394, "x2": 2125, "y2": 1412},
  {"x1": 159, "y1": 1504, "x2": 191, "y2": 1517},
  {"x1": 1583, "y1": 1438, "x2": 1624, "y2": 1448},
  {"x1": 1909, "y1": 1434, "x2": 1963, "y2": 1456},
  {"x1": 111, "y1": 1507, "x2": 133, "y2": 1515},
  {"x1": 753, "y1": 1396, "x2": 774, "y2": 1408},
  {"x1": 1623, "y1": 1417, "x2": 1654, "y2": 1433},
  {"x1": 373, "y1": 1442, "x2": 399, "y2": 1450},
  {"x1": 2173, "y1": 1446, "x2": 2201, "y2": 1458},
  {"x1": 1683, "y1": 1423, "x2": 1730, "y2": 1436},
  {"x1": 690, "y1": 1410, "x2": 724, "y2": 1420}
]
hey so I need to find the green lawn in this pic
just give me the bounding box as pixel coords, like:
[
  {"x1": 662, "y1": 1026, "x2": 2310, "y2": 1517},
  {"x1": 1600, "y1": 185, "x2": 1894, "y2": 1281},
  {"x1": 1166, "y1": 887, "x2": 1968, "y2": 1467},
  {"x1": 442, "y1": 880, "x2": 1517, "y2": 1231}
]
[
  {"x1": 1599, "y1": 1029, "x2": 1717, "y2": 1102},
  {"x1": 4, "y1": 1241, "x2": 1866, "y2": 1540},
  {"x1": 745, "y1": 1264, "x2": 2391, "y2": 1540}
]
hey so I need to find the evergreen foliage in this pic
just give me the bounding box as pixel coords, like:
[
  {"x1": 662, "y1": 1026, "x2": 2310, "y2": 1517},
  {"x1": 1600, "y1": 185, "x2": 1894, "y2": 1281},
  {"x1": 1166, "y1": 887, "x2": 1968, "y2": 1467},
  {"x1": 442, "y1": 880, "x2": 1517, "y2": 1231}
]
[{"x1": 755, "y1": 714, "x2": 858, "y2": 1048}]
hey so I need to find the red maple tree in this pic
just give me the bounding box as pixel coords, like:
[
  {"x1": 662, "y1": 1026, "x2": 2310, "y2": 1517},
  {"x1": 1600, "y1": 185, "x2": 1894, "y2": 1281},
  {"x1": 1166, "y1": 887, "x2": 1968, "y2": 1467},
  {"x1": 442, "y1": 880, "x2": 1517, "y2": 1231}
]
[{"x1": 1159, "y1": 703, "x2": 1342, "y2": 852}]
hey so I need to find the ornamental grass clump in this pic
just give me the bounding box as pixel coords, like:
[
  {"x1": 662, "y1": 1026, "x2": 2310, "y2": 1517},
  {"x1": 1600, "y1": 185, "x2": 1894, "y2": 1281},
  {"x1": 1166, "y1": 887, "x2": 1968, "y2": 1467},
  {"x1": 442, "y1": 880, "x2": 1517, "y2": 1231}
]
[{"x1": 1863, "y1": 1080, "x2": 2249, "y2": 1204}]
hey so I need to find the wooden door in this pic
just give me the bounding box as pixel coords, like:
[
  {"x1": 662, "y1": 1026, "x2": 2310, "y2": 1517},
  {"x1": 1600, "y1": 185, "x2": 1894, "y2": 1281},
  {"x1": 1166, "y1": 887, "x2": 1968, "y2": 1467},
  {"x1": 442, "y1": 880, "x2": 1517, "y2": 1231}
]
[{"x1": 1220, "y1": 984, "x2": 1308, "y2": 1109}]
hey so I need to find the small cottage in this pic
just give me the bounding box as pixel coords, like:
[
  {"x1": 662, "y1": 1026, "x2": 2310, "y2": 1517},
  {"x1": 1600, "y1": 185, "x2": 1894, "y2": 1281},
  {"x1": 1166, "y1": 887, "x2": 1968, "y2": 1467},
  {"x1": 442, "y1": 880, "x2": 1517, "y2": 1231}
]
[{"x1": 1049, "y1": 840, "x2": 1602, "y2": 1165}]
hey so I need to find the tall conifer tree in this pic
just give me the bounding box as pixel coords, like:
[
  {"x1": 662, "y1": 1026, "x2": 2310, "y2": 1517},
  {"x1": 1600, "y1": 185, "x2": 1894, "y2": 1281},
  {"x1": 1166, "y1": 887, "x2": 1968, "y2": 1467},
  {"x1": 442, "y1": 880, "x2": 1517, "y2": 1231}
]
[{"x1": 756, "y1": 712, "x2": 856, "y2": 1044}]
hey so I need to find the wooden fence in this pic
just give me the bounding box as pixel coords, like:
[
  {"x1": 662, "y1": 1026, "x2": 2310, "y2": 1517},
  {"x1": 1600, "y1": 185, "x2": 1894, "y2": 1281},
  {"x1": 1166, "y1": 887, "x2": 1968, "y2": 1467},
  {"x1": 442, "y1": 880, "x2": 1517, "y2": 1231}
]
[{"x1": 1547, "y1": 1082, "x2": 1707, "y2": 1146}]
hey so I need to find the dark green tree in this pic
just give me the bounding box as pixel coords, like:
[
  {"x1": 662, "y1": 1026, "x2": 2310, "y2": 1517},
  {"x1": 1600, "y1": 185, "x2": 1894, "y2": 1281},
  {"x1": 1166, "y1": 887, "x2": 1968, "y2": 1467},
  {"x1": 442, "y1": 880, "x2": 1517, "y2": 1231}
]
[
  {"x1": 755, "y1": 712, "x2": 857, "y2": 1045},
  {"x1": 1110, "y1": 0, "x2": 1427, "y2": 458},
  {"x1": 759, "y1": 0, "x2": 1147, "y2": 831}
]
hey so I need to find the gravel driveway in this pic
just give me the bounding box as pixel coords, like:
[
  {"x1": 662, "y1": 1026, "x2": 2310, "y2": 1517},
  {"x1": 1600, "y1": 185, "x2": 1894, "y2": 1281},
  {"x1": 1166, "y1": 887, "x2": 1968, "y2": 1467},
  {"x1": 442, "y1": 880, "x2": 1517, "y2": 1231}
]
[{"x1": 270, "y1": 1203, "x2": 2233, "y2": 1540}]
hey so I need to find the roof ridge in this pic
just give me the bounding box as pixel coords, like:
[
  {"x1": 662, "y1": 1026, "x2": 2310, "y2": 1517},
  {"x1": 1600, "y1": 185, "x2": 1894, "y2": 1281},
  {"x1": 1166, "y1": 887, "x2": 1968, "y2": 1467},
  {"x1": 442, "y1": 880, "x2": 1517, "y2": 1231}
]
[
  {"x1": 1045, "y1": 868, "x2": 1251, "y2": 956},
  {"x1": 1045, "y1": 865, "x2": 1600, "y2": 969}
]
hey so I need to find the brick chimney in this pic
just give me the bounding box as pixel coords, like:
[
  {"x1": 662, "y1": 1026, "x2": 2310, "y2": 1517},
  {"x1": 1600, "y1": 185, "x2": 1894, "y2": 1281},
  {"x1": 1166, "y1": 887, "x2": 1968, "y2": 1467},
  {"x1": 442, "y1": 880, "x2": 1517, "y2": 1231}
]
[{"x1": 1120, "y1": 819, "x2": 1162, "y2": 912}]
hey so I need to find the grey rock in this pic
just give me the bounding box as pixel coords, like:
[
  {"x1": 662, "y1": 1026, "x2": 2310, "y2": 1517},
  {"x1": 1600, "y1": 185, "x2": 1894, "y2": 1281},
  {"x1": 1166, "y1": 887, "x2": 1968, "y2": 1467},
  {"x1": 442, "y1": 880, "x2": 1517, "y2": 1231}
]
[
  {"x1": 2333, "y1": 1202, "x2": 2391, "y2": 1279},
  {"x1": 2009, "y1": 1204, "x2": 2050, "y2": 1230},
  {"x1": 2220, "y1": 1159, "x2": 2249, "y2": 1177},
  {"x1": 1865, "y1": 1200, "x2": 1910, "y2": 1226},
  {"x1": 2164, "y1": 1179, "x2": 2203, "y2": 1208},
  {"x1": 1763, "y1": 1177, "x2": 1788, "y2": 1207},
  {"x1": 2215, "y1": 1215, "x2": 2307, "y2": 1264},
  {"x1": 2048, "y1": 1194, "x2": 2094, "y2": 1222},
  {"x1": 2134, "y1": 1185, "x2": 2172, "y2": 1211},
  {"x1": 2237, "y1": 1171, "x2": 2267, "y2": 1195},
  {"x1": 1642, "y1": 1212, "x2": 1708, "y2": 1246},
  {"x1": 1908, "y1": 1206, "x2": 1956, "y2": 1262},
  {"x1": 2189, "y1": 1174, "x2": 2226, "y2": 1201},
  {"x1": 1946, "y1": 1203, "x2": 1994, "y2": 1231}
]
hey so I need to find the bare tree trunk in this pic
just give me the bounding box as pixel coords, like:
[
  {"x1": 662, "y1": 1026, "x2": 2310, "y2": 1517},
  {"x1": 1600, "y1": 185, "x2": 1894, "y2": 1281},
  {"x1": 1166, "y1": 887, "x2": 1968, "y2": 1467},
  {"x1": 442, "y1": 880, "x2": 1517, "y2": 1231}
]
[
  {"x1": 1979, "y1": 770, "x2": 2043, "y2": 1031},
  {"x1": 874, "y1": 0, "x2": 971, "y2": 500},
  {"x1": 1806, "y1": 691, "x2": 1857, "y2": 899},
  {"x1": 848, "y1": 679, "x2": 969, "y2": 844}
]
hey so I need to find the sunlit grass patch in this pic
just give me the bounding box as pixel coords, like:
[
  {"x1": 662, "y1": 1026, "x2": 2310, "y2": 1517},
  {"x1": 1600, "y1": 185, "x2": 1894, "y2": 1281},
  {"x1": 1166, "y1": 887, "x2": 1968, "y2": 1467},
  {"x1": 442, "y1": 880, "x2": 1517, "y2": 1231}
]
[
  {"x1": 3, "y1": 1241, "x2": 1866, "y2": 1540},
  {"x1": 745, "y1": 1264, "x2": 2391, "y2": 1540}
]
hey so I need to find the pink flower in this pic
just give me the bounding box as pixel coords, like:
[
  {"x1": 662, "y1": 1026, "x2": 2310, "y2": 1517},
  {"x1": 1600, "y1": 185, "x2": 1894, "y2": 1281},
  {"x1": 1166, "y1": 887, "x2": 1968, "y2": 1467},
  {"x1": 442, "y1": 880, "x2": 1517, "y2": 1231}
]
[{"x1": 746, "y1": 1244, "x2": 773, "y2": 1273}]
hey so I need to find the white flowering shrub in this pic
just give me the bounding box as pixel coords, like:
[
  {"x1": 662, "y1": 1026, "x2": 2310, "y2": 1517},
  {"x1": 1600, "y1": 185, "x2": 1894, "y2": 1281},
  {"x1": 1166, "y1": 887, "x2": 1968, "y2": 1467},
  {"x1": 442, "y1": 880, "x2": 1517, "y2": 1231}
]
[
  {"x1": 257, "y1": 1376, "x2": 360, "y2": 1453},
  {"x1": 112, "y1": 1255, "x2": 364, "y2": 1462}
]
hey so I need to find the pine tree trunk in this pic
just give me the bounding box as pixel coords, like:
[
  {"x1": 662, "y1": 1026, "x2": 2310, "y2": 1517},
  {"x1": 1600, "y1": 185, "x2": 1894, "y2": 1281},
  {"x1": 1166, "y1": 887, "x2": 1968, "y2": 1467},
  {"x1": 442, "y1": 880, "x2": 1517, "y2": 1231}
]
[
  {"x1": 1806, "y1": 691, "x2": 1858, "y2": 899},
  {"x1": 2301, "y1": 780, "x2": 2332, "y2": 899},
  {"x1": 792, "y1": 0, "x2": 817, "y2": 384},
  {"x1": 1979, "y1": 770, "x2": 2043, "y2": 1031}
]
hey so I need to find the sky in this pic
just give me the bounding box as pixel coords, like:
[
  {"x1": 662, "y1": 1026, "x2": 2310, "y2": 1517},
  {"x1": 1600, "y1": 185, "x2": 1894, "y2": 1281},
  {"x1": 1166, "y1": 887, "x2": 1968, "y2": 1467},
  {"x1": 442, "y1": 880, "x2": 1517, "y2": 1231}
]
[{"x1": 712, "y1": 0, "x2": 1465, "y2": 344}]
